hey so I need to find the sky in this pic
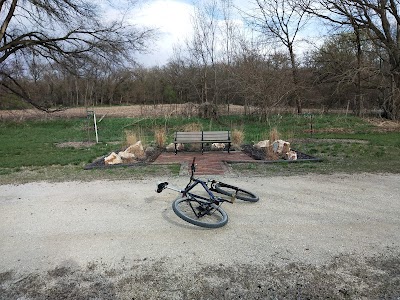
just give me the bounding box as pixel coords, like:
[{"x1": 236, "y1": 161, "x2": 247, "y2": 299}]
[
  {"x1": 111, "y1": 0, "x2": 326, "y2": 67},
  {"x1": 116, "y1": 0, "x2": 257, "y2": 67},
  {"x1": 128, "y1": 0, "x2": 196, "y2": 66}
]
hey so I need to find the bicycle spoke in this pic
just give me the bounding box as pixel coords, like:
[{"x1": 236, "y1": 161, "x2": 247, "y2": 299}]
[{"x1": 172, "y1": 197, "x2": 228, "y2": 228}]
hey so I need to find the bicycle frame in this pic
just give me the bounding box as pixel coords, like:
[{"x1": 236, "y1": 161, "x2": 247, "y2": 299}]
[
  {"x1": 183, "y1": 177, "x2": 219, "y2": 203},
  {"x1": 156, "y1": 157, "x2": 258, "y2": 228},
  {"x1": 156, "y1": 157, "x2": 233, "y2": 205}
]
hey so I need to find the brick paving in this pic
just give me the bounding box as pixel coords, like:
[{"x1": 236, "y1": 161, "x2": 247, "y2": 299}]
[{"x1": 153, "y1": 151, "x2": 256, "y2": 175}]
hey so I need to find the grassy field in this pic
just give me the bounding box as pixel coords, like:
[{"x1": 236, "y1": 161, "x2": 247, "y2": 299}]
[{"x1": 0, "y1": 114, "x2": 399, "y2": 183}]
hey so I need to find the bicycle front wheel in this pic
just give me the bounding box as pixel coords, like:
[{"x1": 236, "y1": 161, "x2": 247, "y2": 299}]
[
  {"x1": 172, "y1": 197, "x2": 228, "y2": 228},
  {"x1": 213, "y1": 182, "x2": 259, "y2": 202}
]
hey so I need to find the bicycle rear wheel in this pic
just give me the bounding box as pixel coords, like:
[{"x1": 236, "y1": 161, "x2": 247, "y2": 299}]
[
  {"x1": 213, "y1": 182, "x2": 259, "y2": 202},
  {"x1": 172, "y1": 197, "x2": 228, "y2": 228}
]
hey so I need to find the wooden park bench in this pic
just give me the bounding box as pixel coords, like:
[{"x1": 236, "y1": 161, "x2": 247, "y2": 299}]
[{"x1": 174, "y1": 131, "x2": 231, "y2": 154}]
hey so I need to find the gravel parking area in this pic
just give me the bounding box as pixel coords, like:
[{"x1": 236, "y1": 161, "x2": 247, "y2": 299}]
[{"x1": 0, "y1": 173, "x2": 399, "y2": 299}]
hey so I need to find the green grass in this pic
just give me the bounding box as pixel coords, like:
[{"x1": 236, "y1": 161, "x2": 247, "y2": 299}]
[
  {"x1": 0, "y1": 114, "x2": 399, "y2": 183},
  {"x1": 0, "y1": 119, "x2": 118, "y2": 168}
]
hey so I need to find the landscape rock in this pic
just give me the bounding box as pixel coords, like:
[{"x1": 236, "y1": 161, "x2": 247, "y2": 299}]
[
  {"x1": 145, "y1": 146, "x2": 155, "y2": 155},
  {"x1": 125, "y1": 141, "x2": 145, "y2": 159},
  {"x1": 104, "y1": 152, "x2": 123, "y2": 165},
  {"x1": 166, "y1": 143, "x2": 184, "y2": 152},
  {"x1": 118, "y1": 151, "x2": 135, "y2": 163},
  {"x1": 272, "y1": 140, "x2": 291, "y2": 155},
  {"x1": 254, "y1": 140, "x2": 270, "y2": 149},
  {"x1": 165, "y1": 143, "x2": 175, "y2": 152},
  {"x1": 211, "y1": 143, "x2": 225, "y2": 150},
  {"x1": 284, "y1": 150, "x2": 298, "y2": 160},
  {"x1": 254, "y1": 139, "x2": 291, "y2": 158}
]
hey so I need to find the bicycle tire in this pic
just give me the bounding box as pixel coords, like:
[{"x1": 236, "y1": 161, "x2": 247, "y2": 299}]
[
  {"x1": 172, "y1": 196, "x2": 228, "y2": 228},
  {"x1": 213, "y1": 182, "x2": 259, "y2": 202}
]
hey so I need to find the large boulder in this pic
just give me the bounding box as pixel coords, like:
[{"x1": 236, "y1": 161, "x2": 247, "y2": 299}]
[
  {"x1": 284, "y1": 150, "x2": 297, "y2": 160},
  {"x1": 254, "y1": 140, "x2": 270, "y2": 149},
  {"x1": 125, "y1": 141, "x2": 145, "y2": 159},
  {"x1": 118, "y1": 151, "x2": 135, "y2": 163},
  {"x1": 255, "y1": 139, "x2": 293, "y2": 160},
  {"x1": 272, "y1": 140, "x2": 290, "y2": 155},
  {"x1": 104, "y1": 152, "x2": 123, "y2": 165}
]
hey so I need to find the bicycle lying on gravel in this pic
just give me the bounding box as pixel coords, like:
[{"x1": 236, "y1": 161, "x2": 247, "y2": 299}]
[{"x1": 156, "y1": 157, "x2": 259, "y2": 228}]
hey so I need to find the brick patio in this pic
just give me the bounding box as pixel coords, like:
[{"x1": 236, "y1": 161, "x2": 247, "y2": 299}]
[{"x1": 153, "y1": 151, "x2": 256, "y2": 175}]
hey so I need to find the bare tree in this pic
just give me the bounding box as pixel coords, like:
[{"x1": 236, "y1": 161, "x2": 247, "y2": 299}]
[
  {"x1": 246, "y1": 0, "x2": 312, "y2": 113},
  {"x1": 232, "y1": 46, "x2": 294, "y2": 118},
  {"x1": 220, "y1": 0, "x2": 242, "y2": 112},
  {"x1": 310, "y1": 31, "x2": 380, "y2": 112},
  {"x1": 0, "y1": 0, "x2": 153, "y2": 111},
  {"x1": 186, "y1": 0, "x2": 219, "y2": 104},
  {"x1": 302, "y1": 0, "x2": 400, "y2": 119}
]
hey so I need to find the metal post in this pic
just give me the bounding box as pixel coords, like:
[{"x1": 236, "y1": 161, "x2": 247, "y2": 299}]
[{"x1": 93, "y1": 113, "x2": 99, "y2": 143}]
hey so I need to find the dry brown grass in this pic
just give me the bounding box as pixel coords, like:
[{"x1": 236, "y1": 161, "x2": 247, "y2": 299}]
[
  {"x1": 180, "y1": 122, "x2": 203, "y2": 151},
  {"x1": 154, "y1": 128, "x2": 167, "y2": 148},
  {"x1": 182, "y1": 122, "x2": 203, "y2": 132},
  {"x1": 0, "y1": 104, "x2": 251, "y2": 121},
  {"x1": 269, "y1": 127, "x2": 279, "y2": 142},
  {"x1": 124, "y1": 131, "x2": 138, "y2": 147},
  {"x1": 232, "y1": 129, "x2": 244, "y2": 147},
  {"x1": 266, "y1": 127, "x2": 279, "y2": 160}
]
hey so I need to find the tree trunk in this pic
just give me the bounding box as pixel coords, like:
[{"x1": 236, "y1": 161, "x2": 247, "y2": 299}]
[
  {"x1": 388, "y1": 73, "x2": 400, "y2": 120},
  {"x1": 289, "y1": 44, "x2": 302, "y2": 114}
]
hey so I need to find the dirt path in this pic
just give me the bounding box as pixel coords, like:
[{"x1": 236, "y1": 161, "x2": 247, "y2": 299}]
[{"x1": 1, "y1": 173, "x2": 399, "y2": 299}]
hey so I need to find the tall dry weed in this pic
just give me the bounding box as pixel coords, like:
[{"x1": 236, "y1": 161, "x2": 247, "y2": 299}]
[
  {"x1": 269, "y1": 127, "x2": 279, "y2": 142},
  {"x1": 232, "y1": 129, "x2": 244, "y2": 147},
  {"x1": 124, "y1": 130, "x2": 138, "y2": 147},
  {"x1": 154, "y1": 128, "x2": 167, "y2": 148},
  {"x1": 182, "y1": 122, "x2": 203, "y2": 132},
  {"x1": 266, "y1": 127, "x2": 279, "y2": 160},
  {"x1": 181, "y1": 122, "x2": 203, "y2": 151}
]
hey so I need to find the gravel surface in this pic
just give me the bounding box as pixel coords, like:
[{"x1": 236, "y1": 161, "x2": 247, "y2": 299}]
[{"x1": 1, "y1": 173, "x2": 399, "y2": 299}]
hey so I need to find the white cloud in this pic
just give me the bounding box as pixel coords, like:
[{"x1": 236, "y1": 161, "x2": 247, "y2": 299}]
[
  {"x1": 122, "y1": 0, "x2": 325, "y2": 66},
  {"x1": 129, "y1": 0, "x2": 195, "y2": 66}
]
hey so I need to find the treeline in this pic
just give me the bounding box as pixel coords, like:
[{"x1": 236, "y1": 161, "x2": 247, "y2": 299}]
[
  {"x1": 1, "y1": 31, "x2": 387, "y2": 118},
  {"x1": 1, "y1": 0, "x2": 399, "y2": 119}
]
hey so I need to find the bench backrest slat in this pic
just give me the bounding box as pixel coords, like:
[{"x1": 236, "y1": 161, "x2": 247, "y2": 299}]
[
  {"x1": 175, "y1": 130, "x2": 230, "y2": 142},
  {"x1": 175, "y1": 132, "x2": 203, "y2": 142},
  {"x1": 202, "y1": 131, "x2": 230, "y2": 141}
]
